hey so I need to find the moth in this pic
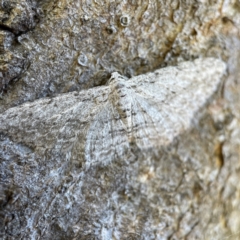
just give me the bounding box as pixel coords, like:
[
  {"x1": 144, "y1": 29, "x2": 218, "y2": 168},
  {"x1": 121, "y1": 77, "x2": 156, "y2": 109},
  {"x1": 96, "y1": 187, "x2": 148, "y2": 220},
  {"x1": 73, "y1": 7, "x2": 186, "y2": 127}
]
[{"x1": 0, "y1": 58, "x2": 226, "y2": 167}]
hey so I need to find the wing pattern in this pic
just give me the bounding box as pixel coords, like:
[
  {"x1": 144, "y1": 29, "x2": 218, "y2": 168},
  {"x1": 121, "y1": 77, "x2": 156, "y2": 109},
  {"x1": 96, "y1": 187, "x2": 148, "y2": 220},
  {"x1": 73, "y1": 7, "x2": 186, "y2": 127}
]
[{"x1": 0, "y1": 58, "x2": 226, "y2": 166}]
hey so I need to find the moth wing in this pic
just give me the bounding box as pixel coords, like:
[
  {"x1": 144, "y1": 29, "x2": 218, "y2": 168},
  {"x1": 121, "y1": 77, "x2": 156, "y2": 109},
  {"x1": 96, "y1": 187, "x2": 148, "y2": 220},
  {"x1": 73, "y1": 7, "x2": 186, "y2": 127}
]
[
  {"x1": 83, "y1": 101, "x2": 130, "y2": 167},
  {"x1": 0, "y1": 87, "x2": 110, "y2": 158},
  {"x1": 130, "y1": 58, "x2": 225, "y2": 103},
  {"x1": 126, "y1": 58, "x2": 226, "y2": 148}
]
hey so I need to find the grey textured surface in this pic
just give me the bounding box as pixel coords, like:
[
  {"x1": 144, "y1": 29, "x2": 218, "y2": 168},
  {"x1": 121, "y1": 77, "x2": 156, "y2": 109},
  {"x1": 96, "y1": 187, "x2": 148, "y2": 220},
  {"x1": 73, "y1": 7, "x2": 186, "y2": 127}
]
[
  {"x1": 0, "y1": 0, "x2": 39, "y2": 94},
  {"x1": 0, "y1": 0, "x2": 38, "y2": 34},
  {"x1": 0, "y1": 58, "x2": 227, "y2": 239}
]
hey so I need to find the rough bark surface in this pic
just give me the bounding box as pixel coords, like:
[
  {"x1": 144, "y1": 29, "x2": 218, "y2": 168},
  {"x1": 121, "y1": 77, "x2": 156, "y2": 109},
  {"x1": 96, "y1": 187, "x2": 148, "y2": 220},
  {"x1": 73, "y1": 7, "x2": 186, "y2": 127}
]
[
  {"x1": 0, "y1": 0, "x2": 240, "y2": 239},
  {"x1": 0, "y1": 0, "x2": 234, "y2": 111}
]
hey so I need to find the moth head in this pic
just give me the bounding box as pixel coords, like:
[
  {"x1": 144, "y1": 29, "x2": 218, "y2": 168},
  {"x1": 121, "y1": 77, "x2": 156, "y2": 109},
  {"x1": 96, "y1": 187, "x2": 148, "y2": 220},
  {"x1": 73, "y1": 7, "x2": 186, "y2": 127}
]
[
  {"x1": 107, "y1": 72, "x2": 128, "y2": 85},
  {"x1": 108, "y1": 72, "x2": 129, "y2": 93}
]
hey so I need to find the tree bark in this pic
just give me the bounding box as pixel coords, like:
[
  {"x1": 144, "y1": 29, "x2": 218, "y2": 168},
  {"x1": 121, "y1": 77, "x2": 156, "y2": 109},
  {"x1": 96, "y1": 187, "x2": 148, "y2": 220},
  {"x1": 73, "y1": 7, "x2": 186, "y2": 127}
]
[{"x1": 1, "y1": 1, "x2": 240, "y2": 239}]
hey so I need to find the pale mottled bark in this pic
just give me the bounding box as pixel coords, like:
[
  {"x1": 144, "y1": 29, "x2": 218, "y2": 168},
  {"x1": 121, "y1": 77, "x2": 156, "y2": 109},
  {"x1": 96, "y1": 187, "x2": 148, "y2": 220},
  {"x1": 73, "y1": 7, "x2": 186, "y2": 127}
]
[{"x1": 0, "y1": 1, "x2": 240, "y2": 239}]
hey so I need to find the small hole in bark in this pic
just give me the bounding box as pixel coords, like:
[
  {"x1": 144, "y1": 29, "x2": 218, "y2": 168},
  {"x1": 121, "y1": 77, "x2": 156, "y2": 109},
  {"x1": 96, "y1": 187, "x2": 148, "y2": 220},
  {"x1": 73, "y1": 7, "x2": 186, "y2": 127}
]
[{"x1": 120, "y1": 15, "x2": 130, "y2": 27}]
